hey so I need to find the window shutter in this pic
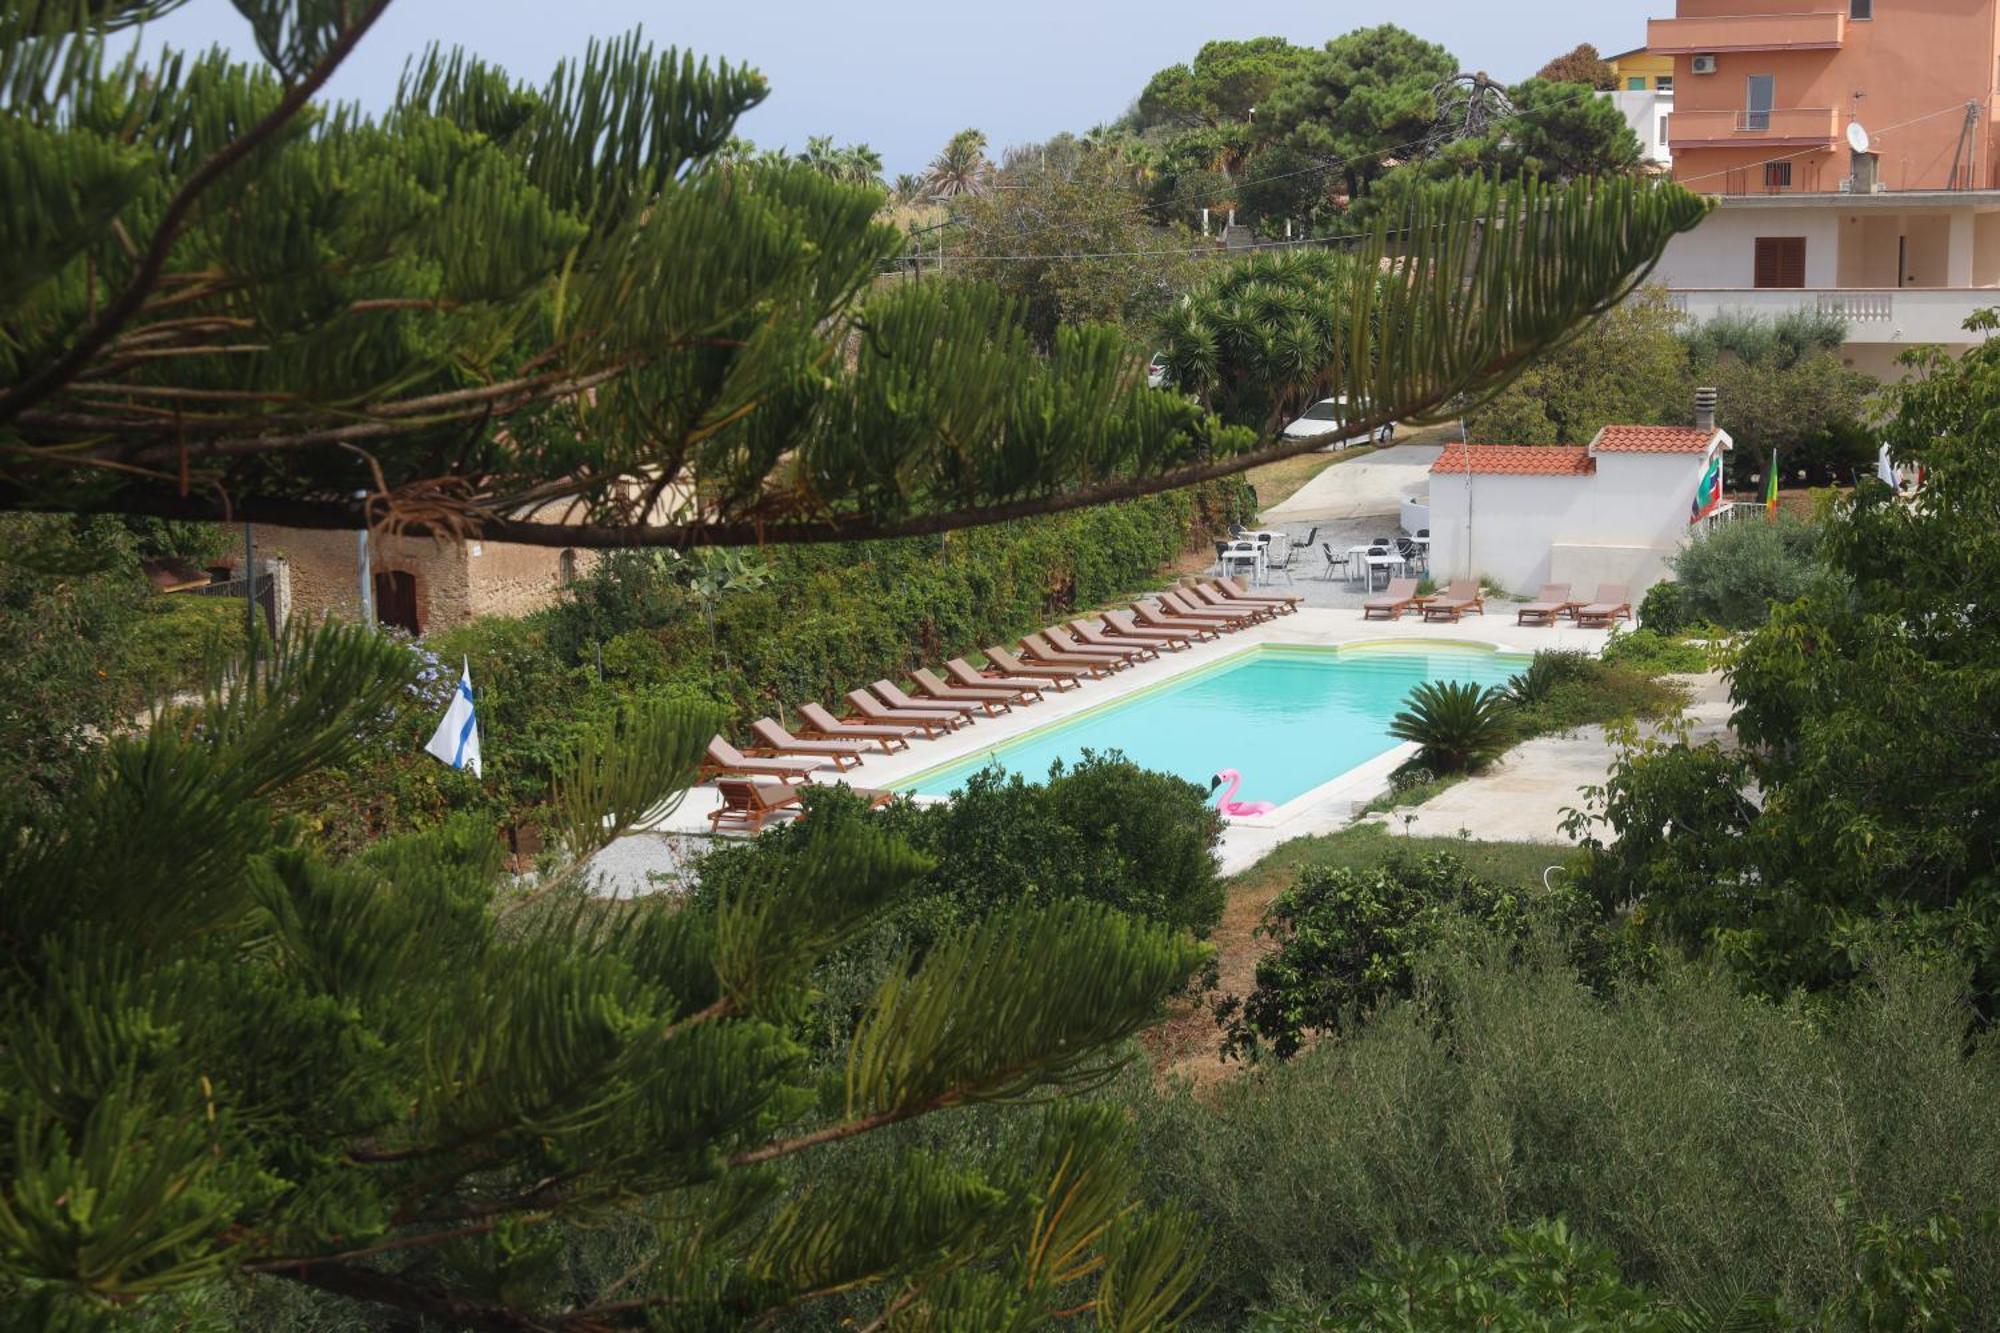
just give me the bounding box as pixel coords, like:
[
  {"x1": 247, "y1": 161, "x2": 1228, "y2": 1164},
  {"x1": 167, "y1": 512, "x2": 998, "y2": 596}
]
[{"x1": 1754, "y1": 236, "x2": 1807, "y2": 288}]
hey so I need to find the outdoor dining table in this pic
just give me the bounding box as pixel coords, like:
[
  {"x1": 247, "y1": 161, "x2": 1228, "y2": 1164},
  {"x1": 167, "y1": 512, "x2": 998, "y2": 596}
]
[{"x1": 1363, "y1": 552, "x2": 1405, "y2": 590}]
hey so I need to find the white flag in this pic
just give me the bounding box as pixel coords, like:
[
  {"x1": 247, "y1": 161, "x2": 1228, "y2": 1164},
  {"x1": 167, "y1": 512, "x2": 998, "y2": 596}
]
[
  {"x1": 424, "y1": 658, "x2": 481, "y2": 778},
  {"x1": 1876, "y1": 444, "x2": 1899, "y2": 490}
]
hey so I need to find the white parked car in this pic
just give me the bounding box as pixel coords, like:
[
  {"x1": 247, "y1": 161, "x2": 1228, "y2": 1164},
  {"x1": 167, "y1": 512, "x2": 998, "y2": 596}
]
[{"x1": 1281, "y1": 397, "x2": 1396, "y2": 448}]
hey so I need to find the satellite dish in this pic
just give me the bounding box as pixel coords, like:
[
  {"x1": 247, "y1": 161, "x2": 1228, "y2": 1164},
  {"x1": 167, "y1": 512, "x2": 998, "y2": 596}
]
[{"x1": 1847, "y1": 121, "x2": 1873, "y2": 155}]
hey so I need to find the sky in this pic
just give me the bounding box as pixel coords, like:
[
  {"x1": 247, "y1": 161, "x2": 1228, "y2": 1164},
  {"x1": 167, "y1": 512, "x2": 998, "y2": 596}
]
[{"x1": 128, "y1": 1, "x2": 1661, "y2": 176}]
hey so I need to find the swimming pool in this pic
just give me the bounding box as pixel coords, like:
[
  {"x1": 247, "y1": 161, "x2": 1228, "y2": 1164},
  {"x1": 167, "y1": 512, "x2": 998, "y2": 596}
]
[{"x1": 906, "y1": 645, "x2": 1526, "y2": 807}]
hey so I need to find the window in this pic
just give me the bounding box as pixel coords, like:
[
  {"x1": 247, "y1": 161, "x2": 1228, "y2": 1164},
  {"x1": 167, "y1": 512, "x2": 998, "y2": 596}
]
[
  {"x1": 1850, "y1": 0, "x2": 1871, "y2": 18},
  {"x1": 1656, "y1": 75, "x2": 1674, "y2": 92},
  {"x1": 1764, "y1": 161, "x2": 1793, "y2": 189},
  {"x1": 1754, "y1": 236, "x2": 1808, "y2": 288},
  {"x1": 1744, "y1": 74, "x2": 1775, "y2": 131},
  {"x1": 1627, "y1": 75, "x2": 1647, "y2": 91},
  {"x1": 1659, "y1": 115, "x2": 1671, "y2": 146},
  {"x1": 1301, "y1": 401, "x2": 1340, "y2": 422}
]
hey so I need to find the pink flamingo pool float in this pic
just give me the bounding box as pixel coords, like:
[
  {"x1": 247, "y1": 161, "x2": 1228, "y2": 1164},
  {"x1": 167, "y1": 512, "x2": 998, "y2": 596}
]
[{"x1": 1210, "y1": 769, "x2": 1276, "y2": 818}]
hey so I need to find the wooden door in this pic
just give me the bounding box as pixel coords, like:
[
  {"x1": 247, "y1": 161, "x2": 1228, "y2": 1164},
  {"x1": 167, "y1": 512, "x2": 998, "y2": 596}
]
[{"x1": 373, "y1": 570, "x2": 421, "y2": 635}]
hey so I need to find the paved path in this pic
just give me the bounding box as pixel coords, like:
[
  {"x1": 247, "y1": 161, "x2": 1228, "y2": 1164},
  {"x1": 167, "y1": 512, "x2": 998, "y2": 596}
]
[
  {"x1": 1263, "y1": 443, "x2": 1442, "y2": 523},
  {"x1": 1368, "y1": 672, "x2": 1734, "y2": 845}
]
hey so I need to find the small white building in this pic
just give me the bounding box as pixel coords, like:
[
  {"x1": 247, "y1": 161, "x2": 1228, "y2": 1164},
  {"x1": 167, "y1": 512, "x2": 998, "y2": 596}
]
[
  {"x1": 1425, "y1": 419, "x2": 1731, "y2": 600},
  {"x1": 1602, "y1": 87, "x2": 1673, "y2": 169}
]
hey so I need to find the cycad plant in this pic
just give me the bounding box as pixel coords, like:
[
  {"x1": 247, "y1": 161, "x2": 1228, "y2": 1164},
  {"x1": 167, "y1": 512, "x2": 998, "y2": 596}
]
[
  {"x1": 0, "y1": 6, "x2": 1704, "y2": 550},
  {"x1": 1388, "y1": 679, "x2": 1517, "y2": 773},
  {"x1": 0, "y1": 621, "x2": 1213, "y2": 1328}
]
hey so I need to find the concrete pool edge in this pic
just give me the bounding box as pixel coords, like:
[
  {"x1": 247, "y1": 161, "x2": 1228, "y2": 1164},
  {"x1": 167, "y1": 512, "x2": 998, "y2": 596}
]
[{"x1": 888, "y1": 638, "x2": 1531, "y2": 798}]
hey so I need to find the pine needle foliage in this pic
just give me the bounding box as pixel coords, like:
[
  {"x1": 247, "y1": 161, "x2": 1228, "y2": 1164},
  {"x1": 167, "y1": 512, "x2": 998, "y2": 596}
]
[
  {"x1": 1, "y1": 4, "x2": 1704, "y2": 549},
  {"x1": 0, "y1": 622, "x2": 1215, "y2": 1329}
]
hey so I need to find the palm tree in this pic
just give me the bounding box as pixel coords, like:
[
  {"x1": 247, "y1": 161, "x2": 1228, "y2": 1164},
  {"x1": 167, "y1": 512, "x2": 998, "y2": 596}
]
[
  {"x1": 891, "y1": 172, "x2": 927, "y2": 204},
  {"x1": 923, "y1": 127, "x2": 993, "y2": 198},
  {"x1": 834, "y1": 142, "x2": 883, "y2": 188}
]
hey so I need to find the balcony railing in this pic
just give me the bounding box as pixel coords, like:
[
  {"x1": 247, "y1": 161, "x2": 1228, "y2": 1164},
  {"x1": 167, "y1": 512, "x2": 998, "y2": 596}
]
[
  {"x1": 1669, "y1": 106, "x2": 1839, "y2": 146},
  {"x1": 1667, "y1": 288, "x2": 1997, "y2": 342},
  {"x1": 1648, "y1": 11, "x2": 1845, "y2": 53}
]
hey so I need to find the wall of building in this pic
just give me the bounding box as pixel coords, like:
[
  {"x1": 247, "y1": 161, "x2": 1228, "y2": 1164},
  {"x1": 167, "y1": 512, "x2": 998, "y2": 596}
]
[
  {"x1": 466, "y1": 539, "x2": 595, "y2": 621},
  {"x1": 1427, "y1": 452, "x2": 1718, "y2": 598},
  {"x1": 1667, "y1": 0, "x2": 2000, "y2": 193},
  {"x1": 1655, "y1": 202, "x2": 1845, "y2": 286},
  {"x1": 1606, "y1": 89, "x2": 1675, "y2": 165}
]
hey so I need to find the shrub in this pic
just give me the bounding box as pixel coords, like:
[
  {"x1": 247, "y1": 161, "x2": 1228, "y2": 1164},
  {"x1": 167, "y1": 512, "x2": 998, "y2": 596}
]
[
  {"x1": 1218, "y1": 850, "x2": 1568, "y2": 1060},
  {"x1": 1599, "y1": 627, "x2": 1710, "y2": 675},
  {"x1": 1136, "y1": 941, "x2": 2000, "y2": 1324},
  {"x1": 1667, "y1": 514, "x2": 1834, "y2": 630},
  {"x1": 1637, "y1": 579, "x2": 1688, "y2": 634},
  {"x1": 1387, "y1": 680, "x2": 1515, "y2": 773},
  {"x1": 1504, "y1": 649, "x2": 1597, "y2": 707}
]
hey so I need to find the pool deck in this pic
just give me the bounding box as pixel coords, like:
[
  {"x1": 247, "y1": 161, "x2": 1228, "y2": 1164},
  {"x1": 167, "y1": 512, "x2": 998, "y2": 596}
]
[{"x1": 587, "y1": 606, "x2": 1613, "y2": 893}]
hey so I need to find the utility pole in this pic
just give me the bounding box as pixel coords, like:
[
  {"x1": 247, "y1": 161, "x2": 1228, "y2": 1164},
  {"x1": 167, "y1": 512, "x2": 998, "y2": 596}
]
[
  {"x1": 355, "y1": 490, "x2": 374, "y2": 629},
  {"x1": 242, "y1": 520, "x2": 257, "y2": 674}
]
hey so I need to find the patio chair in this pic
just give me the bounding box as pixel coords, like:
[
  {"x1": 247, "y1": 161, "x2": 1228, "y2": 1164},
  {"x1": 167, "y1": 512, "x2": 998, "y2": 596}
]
[
  {"x1": 1215, "y1": 575, "x2": 1301, "y2": 613},
  {"x1": 1220, "y1": 539, "x2": 1260, "y2": 583},
  {"x1": 876, "y1": 677, "x2": 999, "y2": 718},
  {"x1": 912, "y1": 666, "x2": 1035, "y2": 709},
  {"x1": 1068, "y1": 619, "x2": 1162, "y2": 659},
  {"x1": 1211, "y1": 539, "x2": 1231, "y2": 576},
  {"x1": 709, "y1": 779, "x2": 804, "y2": 833},
  {"x1": 1043, "y1": 623, "x2": 1146, "y2": 663},
  {"x1": 844, "y1": 688, "x2": 966, "y2": 737},
  {"x1": 1264, "y1": 534, "x2": 1297, "y2": 585},
  {"x1": 1101, "y1": 608, "x2": 1194, "y2": 651},
  {"x1": 1298, "y1": 526, "x2": 1320, "y2": 551},
  {"x1": 1021, "y1": 631, "x2": 1129, "y2": 672},
  {"x1": 1516, "y1": 584, "x2": 1574, "y2": 627},
  {"x1": 1319, "y1": 541, "x2": 1350, "y2": 582},
  {"x1": 948, "y1": 655, "x2": 1074, "y2": 693},
  {"x1": 796, "y1": 701, "x2": 915, "y2": 753},
  {"x1": 1361, "y1": 577, "x2": 1422, "y2": 621},
  {"x1": 1574, "y1": 584, "x2": 1633, "y2": 628},
  {"x1": 700, "y1": 736, "x2": 829, "y2": 783},
  {"x1": 1394, "y1": 537, "x2": 1419, "y2": 571},
  {"x1": 1130, "y1": 601, "x2": 1222, "y2": 641},
  {"x1": 986, "y1": 644, "x2": 1105, "y2": 682},
  {"x1": 748, "y1": 717, "x2": 868, "y2": 769},
  {"x1": 1420, "y1": 579, "x2": 1486, "y2": 623}
]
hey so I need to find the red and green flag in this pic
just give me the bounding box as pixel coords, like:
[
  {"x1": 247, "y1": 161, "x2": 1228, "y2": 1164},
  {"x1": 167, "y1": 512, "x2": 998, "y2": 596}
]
[
  {"x1": 1764, "y1": 450, "x2": 1780, "y2": 521},
  {"x1": 1689, "y1": 451, "x2": 1725, "y2": 524}
]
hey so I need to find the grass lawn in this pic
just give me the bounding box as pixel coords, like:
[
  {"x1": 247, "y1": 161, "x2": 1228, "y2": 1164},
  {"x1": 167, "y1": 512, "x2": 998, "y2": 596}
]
[{"x1": 1149, "y1": 822, "x2": 1573, "y2": 1088}]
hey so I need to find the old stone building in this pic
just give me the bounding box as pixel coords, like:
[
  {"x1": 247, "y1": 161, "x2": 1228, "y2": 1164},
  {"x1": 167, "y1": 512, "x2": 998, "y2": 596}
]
[{"x1": 242, "y1": 524, "x2": 591, "y2": 636}]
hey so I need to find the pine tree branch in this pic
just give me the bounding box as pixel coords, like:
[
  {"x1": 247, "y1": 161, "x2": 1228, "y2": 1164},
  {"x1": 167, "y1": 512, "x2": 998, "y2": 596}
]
[
  {"x1": 271, "y1": 1261, "x2": 558, "y2": 1333},
  {"x1": 0, "y1": 0, "x2": 395, "y2": 429}
]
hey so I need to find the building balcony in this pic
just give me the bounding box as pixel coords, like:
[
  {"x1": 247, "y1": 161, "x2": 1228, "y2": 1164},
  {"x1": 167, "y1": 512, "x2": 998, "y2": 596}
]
[
  {"x1": 1668, "y1": 106, "x2": 1840, "y2": 148},
  {"x1": 1648, "y1": 11, "x2": 1845, "y2": 54},
  {"x1": 1667, "y1": 287, "x2": 1995, "y2": 344}
]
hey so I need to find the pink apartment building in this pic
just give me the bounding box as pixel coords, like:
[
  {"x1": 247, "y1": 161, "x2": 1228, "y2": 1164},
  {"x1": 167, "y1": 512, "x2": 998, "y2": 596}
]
[{"x1": 1646, "y1": 0, "x2": 2000, "y2": 374}]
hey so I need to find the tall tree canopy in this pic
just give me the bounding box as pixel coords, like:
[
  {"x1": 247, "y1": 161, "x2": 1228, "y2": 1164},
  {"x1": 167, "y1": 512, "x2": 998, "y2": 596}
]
[
  {"x1": 1536, "y1": 42, "x2": 1617, "y2": 90},
  {"x1": 1, "y1": 8, "x2": 1704, "y2": 549},
  {"x1": 1131, "y1": 36, "x2": 1313, "y2": 132},
  {"x1": 1261, "y1": 25, "x2": 1460, "y2": 203}
]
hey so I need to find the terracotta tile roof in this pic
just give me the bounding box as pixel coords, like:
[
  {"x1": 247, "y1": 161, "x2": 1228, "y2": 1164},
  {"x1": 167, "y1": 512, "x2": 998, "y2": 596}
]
[
  {"x1": 1431, "y1": 445, "x2": 1596, "y2": 476},
  {"x1": 1592, "y1": 425, "x2": 1721, "y2": 453}
]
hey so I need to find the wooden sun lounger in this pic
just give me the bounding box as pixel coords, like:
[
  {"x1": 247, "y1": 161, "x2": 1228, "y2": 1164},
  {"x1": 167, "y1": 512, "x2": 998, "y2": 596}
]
[
  {"x1": 947, "y1": 656, "x2": 1068, "y2": 695},
  {"x1": 709, "y1": 779, "x2": 802, "y2": 832},
  {"x1": 1516, "y1": 584, "x2": 1574, "y2": 627},
  {"x1": 1130, "y1": 601, "x2": 1222, "y2": 642},
  {"x1": 912, "y1": 667, "x2": 1035, "y2": 708},
  {"x1": 1574, "y1": 584, "x2": 1633, "y2": 628},
  {"x1": 1099, "y1": 609, "x2": 1192, "y2": 651},
  {"x1": 986, "y1": 645, "x2": 1104, "y2": 682},
  {"x1": 1021, "y1": 632, "x2": 1127, "y2": 673},
  {"x1": 1160, "y1": 590, "x2": 1253, "y2": 628},
  {"x1": 844, "y1": 688, "x2": 965, "y2": 737},
  {"x1": 1419, "y1": 579, "x2": 1486, "y2": 624},
  {"x1": 701, "y1": 736, "x2": 830, "y2": 782},
  {"x1": 876, "y1": 677, "x2": 998, "y2": 718},
  {"x1": 1042, "y1": 624, "x2": 1146, "y2": 663},
  {"x1": 1068, "y1": 619, "x2": 1163, "y2": 659},
  {"x1": 1182, "y1": 581, "x2": 1275, "y2": 622},
  {"x1": 1218, "y1": 575, "x2": 1301, "y2": 612},
  {"x1": 796, "y1": 701, "x2": 913, "y2": 753},
  {"x1": 710, "y1": 778, "x2": 896, "y2": 833},
  {"x1": 1362, "y1": 578, "x2": 1421, "y2": 622},
  {"x1": 747, "y1": 718, "x2": 867, "y2": 770}
]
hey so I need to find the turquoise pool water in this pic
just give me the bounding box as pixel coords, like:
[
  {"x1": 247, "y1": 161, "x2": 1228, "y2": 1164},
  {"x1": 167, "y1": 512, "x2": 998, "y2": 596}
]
[{"x1": 907, "y1": 646, "x2": 1525, "y2": 806}]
